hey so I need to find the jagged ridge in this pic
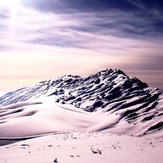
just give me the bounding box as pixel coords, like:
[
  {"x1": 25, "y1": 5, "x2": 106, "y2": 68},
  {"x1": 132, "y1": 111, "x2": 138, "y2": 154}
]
[{"x1": 0, "y1": 69, "x2": 161, "y2": 109}]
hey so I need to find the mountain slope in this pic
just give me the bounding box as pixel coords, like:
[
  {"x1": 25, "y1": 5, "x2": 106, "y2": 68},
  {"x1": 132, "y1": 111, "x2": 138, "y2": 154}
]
[{"x1": 0, "y1": 69, "x2": 162, "y2": 136}]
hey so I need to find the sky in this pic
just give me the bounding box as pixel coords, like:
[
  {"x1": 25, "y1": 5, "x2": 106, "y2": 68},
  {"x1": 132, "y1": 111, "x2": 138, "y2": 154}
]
[{"x1": 0, "y1": 0, "x2": 163, "y2": 93}]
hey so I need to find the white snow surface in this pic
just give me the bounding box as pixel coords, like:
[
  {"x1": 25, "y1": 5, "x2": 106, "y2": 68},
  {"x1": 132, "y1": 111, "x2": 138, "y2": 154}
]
[
  {"x1": 0, "y1": 97, "x2": 118, "y2": 138},
  {"x1": 0, "y1": 95, "x2": 162, "y2": 139},
  {"x1": 1, "y1": 97, "x2": 162, "y2": 163},
  {"x1": 0, "y1": 132, "x2": 162, "y2": 163}
]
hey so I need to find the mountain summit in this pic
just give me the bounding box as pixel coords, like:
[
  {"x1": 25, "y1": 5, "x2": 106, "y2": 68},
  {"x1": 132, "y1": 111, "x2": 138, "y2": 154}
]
[
  {"x1": 0, "y1": 69, "x2": 162, "y2": 136},
  {"x1": 0, "y1": 69, "x2": 161, "y2": 109}
]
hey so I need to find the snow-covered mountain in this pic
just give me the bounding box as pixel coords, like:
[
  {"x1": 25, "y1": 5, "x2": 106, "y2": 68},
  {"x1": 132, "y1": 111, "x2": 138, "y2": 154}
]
[
  {"x1": 0, "y1": 69, "x2": 162, "y2": 136},
  {"x1": 0, "y1": 69, "x2": 161, "y2": 108}
]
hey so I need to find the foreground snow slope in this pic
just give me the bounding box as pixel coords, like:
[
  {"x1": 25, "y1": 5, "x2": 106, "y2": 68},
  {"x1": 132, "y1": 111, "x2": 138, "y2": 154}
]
[{"x1": 0, "y1": 132, "x2": 162, "y2": 163}]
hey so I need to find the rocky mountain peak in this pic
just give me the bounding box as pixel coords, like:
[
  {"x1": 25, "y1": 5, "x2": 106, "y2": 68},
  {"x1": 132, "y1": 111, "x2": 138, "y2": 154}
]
[{"x1": 0, "y1": 68, "x2": 161, "y2": 110}]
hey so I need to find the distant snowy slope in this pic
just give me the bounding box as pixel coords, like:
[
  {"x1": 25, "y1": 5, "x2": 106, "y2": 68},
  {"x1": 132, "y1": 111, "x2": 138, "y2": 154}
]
[{"x1": 0, "y1": 69, "x2": 162, "y2": 136}]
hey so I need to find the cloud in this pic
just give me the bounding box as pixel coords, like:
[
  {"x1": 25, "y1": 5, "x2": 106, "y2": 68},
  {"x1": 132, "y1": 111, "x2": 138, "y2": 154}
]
[
  {"x1": 0, "y1": 0, "x2": 163, "y2": 90},
  {"x1": 22, "y1": 0, "x2": 137, "y2": 13},
  {"x1": 0, "y1": 1, "x2": 163, "y2": 63},
  {"x1": 19, "y1": 3, "x2": 163, "y2": 47},
  {"x1": 0, "y1": 6, "x2": 9, "y2": 19},
  {"x1": 1, "y1": 0, "x2": 163, "y2": 51}
]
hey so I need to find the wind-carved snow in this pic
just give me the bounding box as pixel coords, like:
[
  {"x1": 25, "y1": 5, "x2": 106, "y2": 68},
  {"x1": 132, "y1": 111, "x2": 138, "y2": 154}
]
[{"x1": 0, "y1": 69, "x2": 162, "y2": 138}]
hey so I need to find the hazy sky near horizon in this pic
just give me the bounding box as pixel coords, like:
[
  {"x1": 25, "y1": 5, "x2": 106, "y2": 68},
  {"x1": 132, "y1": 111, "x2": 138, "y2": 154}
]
[{"x1": 0, "y1": 0, "x2": 163, "y2": 92}]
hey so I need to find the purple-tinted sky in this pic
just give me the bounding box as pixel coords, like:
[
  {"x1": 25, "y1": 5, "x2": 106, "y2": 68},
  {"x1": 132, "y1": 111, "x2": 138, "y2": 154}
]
[{"x1": 0, "y1": 0, "x2": 163, "y2": 92}]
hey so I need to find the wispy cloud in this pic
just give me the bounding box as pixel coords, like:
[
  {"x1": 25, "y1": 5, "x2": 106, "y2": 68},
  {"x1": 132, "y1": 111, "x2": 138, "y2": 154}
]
[
  {"x1": 0, "y1": 0, "x2": 163, "y2": 90},
  {"x1": 1, "y1": 0, "x2": 163, "y2": 51}
]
